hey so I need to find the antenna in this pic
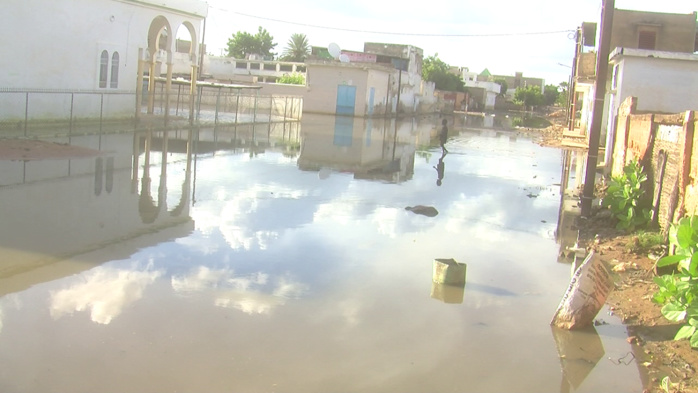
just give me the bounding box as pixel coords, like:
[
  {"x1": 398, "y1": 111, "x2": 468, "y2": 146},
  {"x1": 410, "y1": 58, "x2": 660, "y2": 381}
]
[
  {"x1": 339, "y1": 54, "x2": 350, "y2": 63},
  {"x1": 328, "y1": 43, "x2": 341, "y2": 59}
]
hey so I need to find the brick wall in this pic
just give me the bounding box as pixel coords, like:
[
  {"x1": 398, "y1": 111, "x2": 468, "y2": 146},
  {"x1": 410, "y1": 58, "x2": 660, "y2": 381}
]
[{"x1": 611, "y1": 96, "x2": 696, "y2": 231}]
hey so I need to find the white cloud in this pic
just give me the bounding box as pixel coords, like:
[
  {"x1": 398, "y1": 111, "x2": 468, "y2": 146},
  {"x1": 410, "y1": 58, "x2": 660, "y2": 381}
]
[
  {"x1": 50, "y1": 268, "x2": 163, "y2": 325},
  {"x1": 171, "y1": 266, "x2": 233, "y2": 292},
  {"x1": 172, "y1": 266, "x2": 306, "y2": 315}
]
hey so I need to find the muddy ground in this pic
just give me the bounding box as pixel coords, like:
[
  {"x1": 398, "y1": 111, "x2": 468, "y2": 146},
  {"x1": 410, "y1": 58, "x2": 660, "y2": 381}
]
[
  {"x1": 2, "y1": 116, "x2": 697, "y2": 392},
  {"x1": 530, "y1": 110, "x2": 698, "y2": 393},
  {"x1": 0, "y1": 138, "x2": 105, "y2": 161}
]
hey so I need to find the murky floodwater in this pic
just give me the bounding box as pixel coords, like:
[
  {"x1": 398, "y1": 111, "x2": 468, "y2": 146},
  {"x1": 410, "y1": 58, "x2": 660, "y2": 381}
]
[{"x1": 1, "y1": 114, "x2": 644, "y2": 392}]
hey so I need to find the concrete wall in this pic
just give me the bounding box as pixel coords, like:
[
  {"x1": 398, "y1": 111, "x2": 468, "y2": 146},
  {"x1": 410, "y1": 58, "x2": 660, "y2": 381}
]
[
  {"x1": 611, "y1": 9, "x2": 697, "y2": 53},
  {"x1": 610, "y1": 96, "x2": 697, "y2": 231},
  {"x1": 611, "y1": 49, "x2": 698, "y2": 114},
  {"x1": 605, "y1": 49, "x2": 698, "y2": 158},
  {"x1": 305, "y1": 64, "x2": 369, "y2": 116}
]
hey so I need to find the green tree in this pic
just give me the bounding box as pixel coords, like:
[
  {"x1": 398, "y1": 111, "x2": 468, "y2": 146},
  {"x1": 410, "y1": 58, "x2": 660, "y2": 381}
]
[
  {"x1": 226, "y1": 26, "x2": 277, "y2": 59},
  {"x1": 543, "y1": 84, "x2": 561, "y2": 106},
  {"x1": 556, "y1": 81, "x2": 569, "y2": 106},
  {"x1": 280, "y1": 33, "x2": 310, "y2": 62},
  {"x1": 422, "y1": 54, "x2": 465, "y2": 92},
  {"x1": 513, "y1": 85, "x2": 544, "y2": 110},
  {"x1": 494, "y1": 78, "x2": 508, "y2": 97}
]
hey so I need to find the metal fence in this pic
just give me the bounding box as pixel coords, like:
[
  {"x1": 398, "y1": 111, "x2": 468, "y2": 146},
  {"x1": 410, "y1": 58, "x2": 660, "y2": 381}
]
[{"x1": 0, "y1": 83, "x2": 303, "y2": 138}]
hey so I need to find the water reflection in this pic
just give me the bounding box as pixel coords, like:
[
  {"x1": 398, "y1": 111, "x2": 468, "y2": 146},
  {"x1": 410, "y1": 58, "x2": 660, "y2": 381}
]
[
  {"x1": 0, "y1": 128, "x2": 196, "y2": 297},
  {"x1": 298, "y1": 115, "x2": 421, "y2": 183},
  {"x1": 556, "y1": 149, "x2": 587, "y2": 263},
  {"x1": 0, "y1": 116, "x2": 646, "y2": 393},
  {"x1": 551, "y1": 326, "x2": 605, "y2": 393},
  {"x1": 171, "y1": 266, "x2": 307, "y2": 315},
  {"x1": 50, "y1": 266, "x2": 163, "y2": 324},
  {"x1": 434, "y1": 150, "x2": 446, "y2": 186}
]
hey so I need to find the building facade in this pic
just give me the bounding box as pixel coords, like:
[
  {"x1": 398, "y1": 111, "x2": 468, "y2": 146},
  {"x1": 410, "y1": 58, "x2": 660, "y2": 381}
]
[
  {"x1": 568, "y1": 8, "x2": 698, "y2": 147},
  {"x1": 0, "y1": 0, "x2": 206, "y2": 121}
]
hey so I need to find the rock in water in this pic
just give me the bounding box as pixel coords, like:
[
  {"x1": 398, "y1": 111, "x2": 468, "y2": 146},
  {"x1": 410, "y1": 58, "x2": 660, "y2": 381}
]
[{"x1": 405, "y1": 205, "x2": 439, "y2": 217}]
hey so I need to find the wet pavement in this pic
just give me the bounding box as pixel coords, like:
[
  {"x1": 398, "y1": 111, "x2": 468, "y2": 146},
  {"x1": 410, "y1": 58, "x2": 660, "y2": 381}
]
[{"x1": 0, "y1": 114, "x2": 644, "y2": 392}]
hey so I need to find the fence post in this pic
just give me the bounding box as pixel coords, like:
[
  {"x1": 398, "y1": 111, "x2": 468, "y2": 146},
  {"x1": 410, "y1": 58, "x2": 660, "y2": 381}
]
[
  {"x1": 100, "y1": 93, "x2": 104, "y2": 134},
  {"x1": 269, "y1": 96, "x2": 274, "y2": 123},
  {"x1": 215, "y1": 86, "x2": 221, "y2": 124},
  {"x1": 235, "y1": 89, "x2": 240, "y2": 126},
  {"x1": 69, "y1": 93, "x2": 74, "y2": 135},
  {"x1": 136, "y1": 48, "x2": 144, "y2": 120},
  {"x1": 176, "y1": 84, "x2": 181, "y2": 116},
  {"x1": 253, "y1": 90, "x2": 258, "y2": 123},
  {"x1": 24, "y1": 92, "x2": 29, "y2": 136},
  {"x1": 284, "y1": 97, "x2": 289, "y2": 122}
]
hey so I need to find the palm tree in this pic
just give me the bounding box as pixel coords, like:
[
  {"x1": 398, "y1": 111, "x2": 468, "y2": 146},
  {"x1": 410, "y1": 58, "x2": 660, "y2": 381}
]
[{"x1": 281, "y1": 33, "x2": 310, "y2": 62}]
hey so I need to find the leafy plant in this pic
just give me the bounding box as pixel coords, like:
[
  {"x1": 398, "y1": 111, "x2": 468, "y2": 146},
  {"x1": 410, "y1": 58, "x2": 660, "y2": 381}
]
[
  {"x1": 653, "y1": 216, "x2": 698, "y2": 348},
  {"x1": 602, "y1": 160, "x2": 651, "y2": 231},
  {"x1": 277, "y1": 73, "x2": 305, "y2": 85},
  {"x1": 625, "y1": 230, "x2": 663, "y2": 254}
]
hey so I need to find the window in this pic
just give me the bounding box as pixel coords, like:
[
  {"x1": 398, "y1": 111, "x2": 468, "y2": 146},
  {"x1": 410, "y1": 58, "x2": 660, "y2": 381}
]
[
  {"x1": 99, "y1": 50, "x2": 109, "y2": 88},
  {"x1": 638, "y1": 31, "x2": 656, "y2": 50},
  {"x1": 110, "y1": 52, "x2": 120, "y2": 88}
]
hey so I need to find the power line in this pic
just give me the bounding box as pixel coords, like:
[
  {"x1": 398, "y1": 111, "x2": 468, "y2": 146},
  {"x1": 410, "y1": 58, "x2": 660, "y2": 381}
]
[{"x1": 210, "y1": 7, "x2": 574, "y2": 38}]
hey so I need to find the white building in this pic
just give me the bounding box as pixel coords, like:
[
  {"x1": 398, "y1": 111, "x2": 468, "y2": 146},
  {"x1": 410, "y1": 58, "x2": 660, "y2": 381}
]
[
  {"x1": 460, "y1": 67, "x2": 501, "y2": 111},
  {"x1": 0, "y1": 0, "x2": 206, "y2": 121},
  {"x1": 604, "y1": 47, "x2": 698, "y2": 164}
]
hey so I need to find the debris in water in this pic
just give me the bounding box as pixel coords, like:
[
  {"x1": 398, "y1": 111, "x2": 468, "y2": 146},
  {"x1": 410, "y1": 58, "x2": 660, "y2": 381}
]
[
  {"x1": 405, "y1": 205, "x2": 438, "y2": 217},
  {"x1": 551, "y1": 251, "x2": 613, "y2": 330}
]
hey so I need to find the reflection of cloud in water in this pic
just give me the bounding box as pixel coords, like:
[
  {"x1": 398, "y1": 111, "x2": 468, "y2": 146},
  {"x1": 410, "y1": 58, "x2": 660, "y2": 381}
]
[
  {"x1": 215, "y1": 291, "x2": 283, "y2": 315},
  {"x1": 172, "y1": 267, "x2": 306, "y2": 315},
  {"x1": 216, "y1": 185, "x2": 307, "y2": 250},
  {"x1": 50, "y1": 268, "x2": 163, "y2": 325},
  {"x1": 314, "y1": 200, "x2": 357, "y2": 225}
]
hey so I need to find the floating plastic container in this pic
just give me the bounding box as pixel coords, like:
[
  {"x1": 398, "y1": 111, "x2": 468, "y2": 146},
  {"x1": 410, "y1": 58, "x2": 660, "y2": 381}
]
[{"x1": 432, "y1": 258, "x2": 467, "y2": 286}]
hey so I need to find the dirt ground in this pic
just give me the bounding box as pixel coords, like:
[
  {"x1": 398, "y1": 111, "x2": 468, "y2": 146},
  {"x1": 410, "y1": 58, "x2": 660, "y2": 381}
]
[
  {"x1": 535, "y1": 110, "x2": 698, "y2": 393},
  {"x1": 0, "y1": 138, "x2": 104, "y2": 161}
]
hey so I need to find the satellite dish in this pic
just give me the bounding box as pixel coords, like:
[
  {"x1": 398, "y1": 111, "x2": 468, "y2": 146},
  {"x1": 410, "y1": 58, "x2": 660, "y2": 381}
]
[
  {"x1": 328, "y1": 43, "x2": 341, "y2": 59},
  {"x1": 339, "y1": 54, "x2": 350, "y2": 63}
]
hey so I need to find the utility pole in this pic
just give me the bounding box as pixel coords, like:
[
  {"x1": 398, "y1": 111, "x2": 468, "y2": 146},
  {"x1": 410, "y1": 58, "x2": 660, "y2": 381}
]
[
  {"x1": 581, "y1": 0, "x2": 615, "y2": 217},
  {"x1": 567, "y1": 27, "x2": 582, "y2": 131}
]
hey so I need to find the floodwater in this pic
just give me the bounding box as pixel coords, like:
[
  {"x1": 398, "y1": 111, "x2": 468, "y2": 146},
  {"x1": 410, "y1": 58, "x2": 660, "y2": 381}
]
[{"x1": 0, "y1": 114, "x2": 644, "y2": 393}]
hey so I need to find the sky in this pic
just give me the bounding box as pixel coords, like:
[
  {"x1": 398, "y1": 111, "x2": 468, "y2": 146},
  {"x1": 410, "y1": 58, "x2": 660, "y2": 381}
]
[{"x1": 196, "y1": 0, "x2": 697, "y2": 86}]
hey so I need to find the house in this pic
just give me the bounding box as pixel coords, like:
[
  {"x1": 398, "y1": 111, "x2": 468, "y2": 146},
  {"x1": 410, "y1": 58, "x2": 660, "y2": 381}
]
[
  {"x1": 459, "y1": 67, "x2": 501, "y2": 111},
  {"x1": 567, "y1": 8, "x2": 698, "y2": 150},
  {"x1": 303, "y1": 43, "x2": 436, "y2": 117},
  {"x1": 489, "y1": 71, "x2": 545, "y2": 101},
  {"x1": 0, "y1": 0, "x2": 206, "y2": 121},
  {"x1": 604, "y1": 48, "x2": 698, "y2": 169}
]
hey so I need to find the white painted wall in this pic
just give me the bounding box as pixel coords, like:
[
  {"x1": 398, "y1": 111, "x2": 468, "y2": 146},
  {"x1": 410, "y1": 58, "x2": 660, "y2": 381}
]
[
  {"x1": 0, "y1": 0, "x2": 205, "y2": 120},
  {"x1": 611, "y1": 49, "x2": 698, "y2": 114}
]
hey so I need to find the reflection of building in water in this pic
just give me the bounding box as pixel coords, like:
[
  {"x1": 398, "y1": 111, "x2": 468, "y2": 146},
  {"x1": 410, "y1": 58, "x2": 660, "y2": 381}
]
[
  {"x1": 430, "y1": 258, "x2": 467, "y2": 304},
  {"x1": 556, "y1": 149, "x2": 587, "y2": 263},
  {"x1": 297, "y1": 117, "x2": 421, "y2": 183},
  {"x1": 193, "y1": 121, "x2": 301, "y2": 157},
  {"x1": 0, "y1": 129, "x2": 195, "y2": 297}
]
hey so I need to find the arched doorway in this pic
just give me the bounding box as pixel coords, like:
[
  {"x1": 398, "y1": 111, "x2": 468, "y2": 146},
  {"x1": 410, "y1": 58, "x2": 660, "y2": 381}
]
[{"x1": 145, "y1": 16, "x2": 173, "y2": 115}]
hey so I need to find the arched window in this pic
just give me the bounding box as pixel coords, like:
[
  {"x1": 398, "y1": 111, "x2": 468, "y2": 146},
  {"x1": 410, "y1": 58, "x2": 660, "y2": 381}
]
[
  {"x1": 110, "y1": 52, "x2": 120, "y2": 88},
  {"x1": 99, "y1": 50, "x2": 109, "y2": 88}
]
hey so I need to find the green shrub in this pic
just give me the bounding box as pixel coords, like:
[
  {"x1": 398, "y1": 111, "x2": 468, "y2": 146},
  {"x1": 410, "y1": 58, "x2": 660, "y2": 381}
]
[
  {"x1": 277, "y1": 73, "x2": 305, "y2": 85},
  {"x1": 653, "y1": 216, "x2": 698, "y2": 348},
  {"x1": 602, "y1": 160, "x2": 651, "y2": 231},
  {"x1": 625, "y1": 230, "x2": 663, "y2": 254}
]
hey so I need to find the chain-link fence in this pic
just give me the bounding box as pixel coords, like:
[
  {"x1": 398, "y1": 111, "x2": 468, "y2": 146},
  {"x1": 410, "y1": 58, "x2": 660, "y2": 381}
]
[{"x1": 0, "y1": 82, "x2": 303, "y2": 138}]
